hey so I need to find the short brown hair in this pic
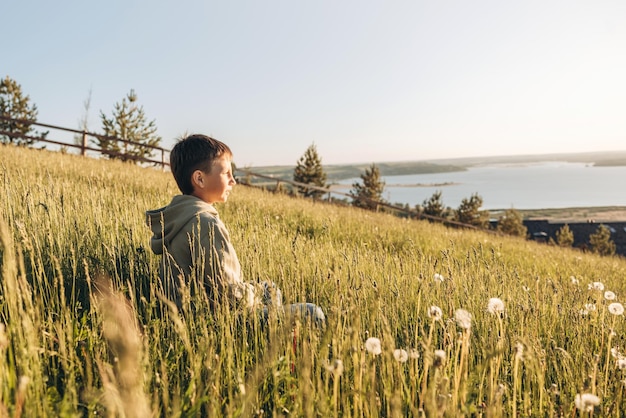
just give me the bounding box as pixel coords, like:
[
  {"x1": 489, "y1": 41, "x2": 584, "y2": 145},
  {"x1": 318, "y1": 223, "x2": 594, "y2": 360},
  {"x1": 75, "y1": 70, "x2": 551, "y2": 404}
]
[{"x1": 170, "y1": 134, "x2": 232, "y2": 194}]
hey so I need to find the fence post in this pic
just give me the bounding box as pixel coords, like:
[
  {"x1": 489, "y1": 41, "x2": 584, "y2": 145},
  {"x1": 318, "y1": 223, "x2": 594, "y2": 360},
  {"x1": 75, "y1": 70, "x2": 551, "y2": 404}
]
[
  {"x1": 161, "y1": 148, "x2": 165, "y2": 171},
  {"x1": 81, "y1": 131, "x2": 87, "y2": 156}
]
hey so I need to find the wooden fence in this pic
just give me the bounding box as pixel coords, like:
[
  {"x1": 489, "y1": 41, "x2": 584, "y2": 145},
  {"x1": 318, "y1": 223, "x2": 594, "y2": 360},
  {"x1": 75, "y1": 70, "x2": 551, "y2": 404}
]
[{"x1": 0, "y1": 115, "x2": 169, "y2": 169}]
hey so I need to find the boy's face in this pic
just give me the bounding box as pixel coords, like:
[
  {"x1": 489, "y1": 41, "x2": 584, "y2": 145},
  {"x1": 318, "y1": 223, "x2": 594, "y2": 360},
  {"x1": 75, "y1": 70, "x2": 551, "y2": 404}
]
[{"x1": 191, "y1": 156, "x2": 236, "y2": 204}]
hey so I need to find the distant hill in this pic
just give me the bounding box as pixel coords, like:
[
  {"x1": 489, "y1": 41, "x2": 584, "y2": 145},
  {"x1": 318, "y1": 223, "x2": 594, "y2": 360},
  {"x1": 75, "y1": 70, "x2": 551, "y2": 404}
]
[
  {"x1": 426, "y1": 150, "x2": 626, "y2": 167},
  {"x1": 241, "y1": 161, "x2": 467, "y2": 182},
  {"x1": 241, "y1": 150, "x2": 626, "y2": 181}
]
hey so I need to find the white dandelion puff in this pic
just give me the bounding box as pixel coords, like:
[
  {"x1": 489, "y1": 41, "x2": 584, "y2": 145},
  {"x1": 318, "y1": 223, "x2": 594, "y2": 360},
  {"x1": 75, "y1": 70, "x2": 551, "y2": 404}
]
[
  {"x1": 408, "y1": 348, "x2": 420, "y2": 359},
  {"x1": 454, "y1": 309, "x2": 472, "y2": 330},
  {"x1": 617, "y1": 357, "x2": 626, "y2": 370},
  {"x1": 433, "y1": 349, "x2": 446, "y2": 367},
  {"x1": 604, "y1": 291, "x2": 617, "y2": 301},
  {"x1": 608, "y1": 303, "x2": 624, "y2": 316},
  {"x1": 574, "y1": 393, "x2": 600, "y2": 412},
  {"x1": 427, "y1": 305, "x2": 443, "y2": 321},
  {"x1": 588, "y1": 281, "x2": 605, "y2": 291},
  {"x1": 611, "y1": 347, "x2": 622, "y2": 359},
  {"x1": 584, "y1": 303, "x2": 597, "y2": 312},
  {"x1": 325, "y1": 359, "x2": 344, "y2": 376},
  {"x1": 433, "y1": 273, "x2": 445, "y2": 283},
  {"x1": 487, "y1": 298, "x2": 505, "y2": 315},
  {"x1": 570, "y1": 276, "x2": 579, "y2": 285},
  {"x1": 393, "y1": 349, "x2": 409, "y2": 363},
  {"x1": 365, "y1": 337, "x2": 382, "y2": 355}
]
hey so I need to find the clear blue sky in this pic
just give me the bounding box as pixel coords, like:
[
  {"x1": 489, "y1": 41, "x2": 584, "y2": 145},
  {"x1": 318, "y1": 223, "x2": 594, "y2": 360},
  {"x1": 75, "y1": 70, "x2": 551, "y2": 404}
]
[{"x1": 3, "y1": 1, "x2": 626, "y2": 166}]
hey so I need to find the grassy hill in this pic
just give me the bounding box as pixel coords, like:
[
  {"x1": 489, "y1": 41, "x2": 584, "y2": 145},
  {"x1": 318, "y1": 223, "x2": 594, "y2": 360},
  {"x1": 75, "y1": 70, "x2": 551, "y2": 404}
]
[{"x1": 2, "y1": 145, "x2": 626, "y2": 416}]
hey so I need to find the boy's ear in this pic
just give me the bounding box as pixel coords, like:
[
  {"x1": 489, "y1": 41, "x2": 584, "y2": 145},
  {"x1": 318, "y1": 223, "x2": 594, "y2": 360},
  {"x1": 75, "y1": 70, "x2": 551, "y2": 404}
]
[{"x1": 191, "y1": 169, "x2": 205, "y2": 189}]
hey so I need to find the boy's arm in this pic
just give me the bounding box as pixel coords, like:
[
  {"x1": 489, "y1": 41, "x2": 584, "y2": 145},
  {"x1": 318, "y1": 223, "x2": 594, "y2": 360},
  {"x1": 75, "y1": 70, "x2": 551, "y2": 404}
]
[{"x1": 203, "y1": 220, "x2": 260, "y2": 309}]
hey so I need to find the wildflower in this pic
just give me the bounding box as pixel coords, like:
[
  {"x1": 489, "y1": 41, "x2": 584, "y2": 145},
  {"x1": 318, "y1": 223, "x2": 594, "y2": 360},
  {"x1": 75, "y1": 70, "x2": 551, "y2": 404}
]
[
  {"x1": 611, "y1": 347, "x2": 621, "y2": 358},
  {"x1": 570, "y1": 276, "x2": 579, "y2": 285},
  {"x1": 365, "y1": 337, "x2": 382, "y2": 355},
  {"x1": 454, "y1": 309, "x2": 472, "y2": 330},
  {"x1": 487, "y1": 298, "x2": 505, "y2": 315},
  {"x1": 325, "y1": 359, "x2": 344, "y2": 376},
  {"x1": 608, "y1": 303, "x2": 624, "y2": 316},
  {"x1": 433, "y1": 349, "x2": 446, "y2": 367},
  {"x1": 408, "y1": 348, "x2": 420, "y2": 359},
  {"x1": 393, "y1": 349, "x2": 408, "y2": 363},
  {"x1": 584, "y1": 303, "x2": 597, "y2": 312},
  {"x1": 433, "y1": 273, "x2": 445, "y2": 283},
  {"x1": 427, "y1": 305, "x2": 443, "y2": 321},
  {"x1": 604, "y1": 291, "x2": 617, "y2": 301},
  {"x1": 588, "y1": 281, "x2": 604, "y2": 291},
  {"x1": 574, "y1": 393, "x2": 600, "y2": 412}
]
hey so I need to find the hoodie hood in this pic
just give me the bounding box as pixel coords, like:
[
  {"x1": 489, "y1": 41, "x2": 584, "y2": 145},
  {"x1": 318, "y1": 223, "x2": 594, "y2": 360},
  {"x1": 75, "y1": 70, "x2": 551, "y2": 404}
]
[{"x1": 145, "y1": 195, "x2": 218, "y2": 255}]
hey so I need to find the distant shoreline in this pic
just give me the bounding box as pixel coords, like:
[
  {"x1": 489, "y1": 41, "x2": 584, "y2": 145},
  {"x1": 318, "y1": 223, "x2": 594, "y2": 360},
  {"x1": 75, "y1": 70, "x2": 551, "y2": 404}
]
[{"x1": 330, "y1": 181, "x2": 458, "y2": 189}]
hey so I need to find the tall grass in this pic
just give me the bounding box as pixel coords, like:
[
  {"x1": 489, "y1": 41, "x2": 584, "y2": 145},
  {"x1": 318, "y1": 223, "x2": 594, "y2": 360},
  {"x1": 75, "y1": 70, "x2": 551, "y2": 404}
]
[{"x1": 1, "y1": 144, "x2": 626, "y2": 416}]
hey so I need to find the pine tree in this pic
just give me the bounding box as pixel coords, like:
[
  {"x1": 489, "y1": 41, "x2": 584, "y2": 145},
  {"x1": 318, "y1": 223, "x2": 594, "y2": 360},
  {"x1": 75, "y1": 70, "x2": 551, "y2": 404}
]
[
  {"x1": 0, "y1": 76, "x2": 44, "y2": 145},
  {"x1": 351, "y1": 163, "x2": 386, "y2": 210},
  {"x1": 497, "y1": 208, "x2": 527, "y2": 237},
  {"x1": 589, "y1": 224, "x2": 616, "y2": 256},
  {"x1": 98, "y1": 89, "x2": 161, "y2": 163},
  {"x1": 293, "y1": 143, "x2": 327, "y2": 198},
  {"x1": 555, "y1": 224, "x2": 574, "y2": 247},
  {"x1": 422, "y1": 190, "x2": 445, "y2": 218},
  {"x1": 454, "y1": 193, "x2": 489, "y2": 228}
]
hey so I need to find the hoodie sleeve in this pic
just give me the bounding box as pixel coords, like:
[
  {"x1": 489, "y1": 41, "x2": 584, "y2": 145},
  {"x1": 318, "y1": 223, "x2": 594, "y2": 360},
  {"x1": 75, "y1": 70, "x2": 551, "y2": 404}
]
[{"x1": 203, "y1": 217, "x2": 260, "y2": 309}]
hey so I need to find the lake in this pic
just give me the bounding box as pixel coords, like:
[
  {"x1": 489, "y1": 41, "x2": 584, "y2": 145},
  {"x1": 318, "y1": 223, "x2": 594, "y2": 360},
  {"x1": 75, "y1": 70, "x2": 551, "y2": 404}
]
[{"x1": 337, "y1": 162, "x2": 626, "y2": 210}]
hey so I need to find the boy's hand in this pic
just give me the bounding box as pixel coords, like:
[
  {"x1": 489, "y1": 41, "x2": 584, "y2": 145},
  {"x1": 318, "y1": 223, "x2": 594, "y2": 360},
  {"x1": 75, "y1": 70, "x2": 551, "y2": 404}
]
[{"x1": 260, "y1": 281, "x2": 283, "y2": 307}]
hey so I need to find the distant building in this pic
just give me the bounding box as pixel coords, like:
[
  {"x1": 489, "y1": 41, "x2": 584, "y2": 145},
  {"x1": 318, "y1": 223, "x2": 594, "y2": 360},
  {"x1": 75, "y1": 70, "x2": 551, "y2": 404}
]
[{"x1": 523, "y1": 220, "x2": 626, "y2": 256}]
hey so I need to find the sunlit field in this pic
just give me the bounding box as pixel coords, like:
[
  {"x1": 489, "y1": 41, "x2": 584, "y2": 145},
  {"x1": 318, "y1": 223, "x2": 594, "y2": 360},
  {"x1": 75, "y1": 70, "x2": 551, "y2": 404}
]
[{"x1": 2, "y1": 145, "x2": 626, "y2": 417}]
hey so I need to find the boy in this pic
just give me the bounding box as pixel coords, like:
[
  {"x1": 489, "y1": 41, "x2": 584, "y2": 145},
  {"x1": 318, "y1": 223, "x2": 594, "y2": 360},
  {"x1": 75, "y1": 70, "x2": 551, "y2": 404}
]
[{"x1": 146, "y1": 134, "x2": 324, "y2": 322}]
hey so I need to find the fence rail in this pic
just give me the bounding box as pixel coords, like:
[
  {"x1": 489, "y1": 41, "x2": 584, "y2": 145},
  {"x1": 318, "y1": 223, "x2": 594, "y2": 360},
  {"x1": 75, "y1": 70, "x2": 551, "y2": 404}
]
[{"x1": 0, "y1": 115, "x2": 169, "y2": 168}]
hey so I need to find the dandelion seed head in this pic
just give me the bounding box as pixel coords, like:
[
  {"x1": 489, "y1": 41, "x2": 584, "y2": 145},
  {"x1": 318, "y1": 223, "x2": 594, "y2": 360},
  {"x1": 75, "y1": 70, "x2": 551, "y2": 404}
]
[
  {"x1": 433, "y1": 349, "x2": 446, "y2": 367},
  {"x1": 427, "y1": 305, "x2": 443, "y2": 321},
  {"x1": 408, "y1": 348, "x2": 420, "y2": 359},
  {"x1": 617, "y1": 357, "x2": 626, "y2": 370},
  {"x1": 608, "y1": 303, "x2": 624, "y2": 316},
  {"x1": 570, "y1": 276, "x2": 579, "y2": 285},
  {"x1": 433, "y1": 273, "x2": 445, "y2": 283},
  {"x1": 580, "y1": 309, "x2": 589, "y2": 316},
  {"x1": 325, "y1": 359, "x2": 344, "y2": 376},
  {"x1": 611, "y1": 347, "x2": 621, "y2": 359},
  {"x1": 487, "y1": 298, "x2": 505, "y2": 315},
  {"x1": 604, "y1": 291, "x2": 617, "y2": 301},
  {"x1": 393, "y1": 349, "x2": 408, "y2": 363},
  {"x1": 454, "y1": 309, "x2": 472, "y2": 330},
  {"x1": 589, "y1": 281, "x2": 605, "y2": 291},
  {"x1": 365, "y1": 337, "x2": 382, "y2": 355},
  {"x1": 574, "y1": 393, "x2": 600, "y2": 412},
  {"x1": 584, "y1": 303, "x2": 597, "y2": 312}
]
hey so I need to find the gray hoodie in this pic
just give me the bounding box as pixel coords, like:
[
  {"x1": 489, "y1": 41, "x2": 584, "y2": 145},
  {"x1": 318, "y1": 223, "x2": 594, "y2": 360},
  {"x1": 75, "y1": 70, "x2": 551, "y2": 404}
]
[{"x1": 145, "y1": 195, "x2": 258, "y2": 309}]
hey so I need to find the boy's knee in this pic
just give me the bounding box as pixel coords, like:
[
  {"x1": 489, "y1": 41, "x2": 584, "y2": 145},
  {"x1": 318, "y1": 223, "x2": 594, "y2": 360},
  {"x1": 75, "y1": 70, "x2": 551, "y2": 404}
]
[{"x1": 289, "y1": 303, "x2": 325, "y2": 326}]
